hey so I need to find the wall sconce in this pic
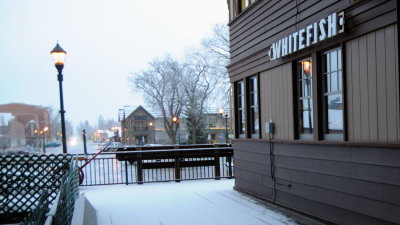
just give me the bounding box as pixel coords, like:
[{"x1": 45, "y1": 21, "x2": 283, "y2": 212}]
[{"x1": 302, "y1": 60, "x2": 312, "y2": 75}]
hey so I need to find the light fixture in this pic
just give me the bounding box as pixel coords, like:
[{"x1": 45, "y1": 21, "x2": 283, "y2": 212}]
[
  {"x1": 219, "y1": 108, "x2": 225, "y2": 115},
  {"x1": 172, "y1": 116, "x2": 179, "y2": 123},
  {"x1": 302, "y1": 60, "x2": 312, "y2": 75},
  {"x1": 51, "y1": 43, "x2": 67, "y2": 67}
]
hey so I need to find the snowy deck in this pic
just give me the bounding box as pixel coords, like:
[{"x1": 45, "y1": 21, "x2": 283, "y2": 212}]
[{"x1": 80, "y1": 180, "x2": 323, "y2": 225}]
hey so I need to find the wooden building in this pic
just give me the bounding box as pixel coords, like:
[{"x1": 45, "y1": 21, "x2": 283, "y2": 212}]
[
  {"x1": 227, "y1": 0, "x2": 399, "y2": 224},
  {"x1": 121, "y1": 106, "x2": 155, "y2": 145}
]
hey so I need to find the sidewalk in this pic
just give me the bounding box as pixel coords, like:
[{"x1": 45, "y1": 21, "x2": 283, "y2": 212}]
[{"x1": 81, "y1": 179, "x2": 325, "y2": 225}]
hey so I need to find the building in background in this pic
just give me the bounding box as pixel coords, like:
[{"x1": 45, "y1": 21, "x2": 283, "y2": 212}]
[
  {"x1": 227, "y1": 0, "x2": 399, "y2": 224},
  {"x1": 0, "y1": 103, "x2": 50, "y2": 148},
  {"x1": 120, "y1": 106, "x2": 233, "y2": 145},
  {"x1": 121, "y1": 106, "x2": 155, "y2": 146}
]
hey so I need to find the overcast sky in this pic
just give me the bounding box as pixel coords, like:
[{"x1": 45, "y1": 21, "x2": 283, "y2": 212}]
[{"x1": 0, "y1": 0, "x2": 228, "y2": 127}]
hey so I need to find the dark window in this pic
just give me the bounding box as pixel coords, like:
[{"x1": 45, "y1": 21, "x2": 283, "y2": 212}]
[
  {"x1": 134, "y1": 116, "x2": 147, "y2": 120},
  {"x1": 248, "y1": 76, "x2": 259, "y2": 136},
  {"x1": 236, "y1": 81, "x2": 245, "y2": 136},
  {"x1": 297, "y1": 58, "x2": 313, "y2": 135},
  {"x1": 322, "y1": 48, "x2": 343, "y2": 135},
  {"x1": 134, "y1": 121, "x2": 148, "y2": 131},
  {"x1": 208, "y1": 118, "x2": 216, "y2": 128}
]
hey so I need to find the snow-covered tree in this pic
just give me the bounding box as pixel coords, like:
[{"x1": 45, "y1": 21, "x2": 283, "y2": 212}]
[{"x1": 129, "y1": 55, "x2": 184, "y2": 144}]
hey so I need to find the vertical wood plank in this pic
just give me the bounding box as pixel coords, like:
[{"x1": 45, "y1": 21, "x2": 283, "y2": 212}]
[
  {"x1": 279, "y1": 63, "x2": 284, "y2": 139},
  {"x1": 396, "y1": 25, "x2": 400, "y2": 141},
  {"x1": 260, "y1": 73, "x2": 265, "y2": 140},
  {"x1": 345, "y1": 41, "x2": 354, "y2": 141},
  {"x1": 367, "y1": 32, "x2": 378, "y2": 141},
  {"x1": 273, "y1": 67, "x2": 278, "y2": 138},
  {"x1": 384, "y1": 25, "x2": 398, "y2": 141},
  {"x1": 287, "y1": 64, "x2": 294, "y2": 140},
  {"x1": 284, "y1": 63, "x2": 289, "y2": 140},
  {"x1": 276, "y1": 66, "x2": 282, "y2": 139},
  {"x1": 359, "y1": 36, "x2": 370, "y2": 141},
  {"x1": 351, "y1": 38, "x2": 362, "y2": 141},
  {"x1": 376, "y1": 28, "x2": 388, "y2": 142}
]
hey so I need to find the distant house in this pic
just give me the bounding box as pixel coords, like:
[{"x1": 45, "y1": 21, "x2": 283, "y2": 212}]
[{"x1": 121, "y1": 106, "x2": 155, "y2": 146}]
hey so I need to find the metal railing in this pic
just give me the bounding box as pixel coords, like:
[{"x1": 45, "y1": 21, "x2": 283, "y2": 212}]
[
  {"x1": 0, "y1": 154, "x2": 78, "y2": 225},
  {"x1": 77, "y1": 146, "x2": 234, "y2": 186}
]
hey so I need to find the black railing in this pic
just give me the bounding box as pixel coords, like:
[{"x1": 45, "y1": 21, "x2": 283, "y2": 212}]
[{"x1": 77, "y1": 146, "x2": 234, "y2": 186}]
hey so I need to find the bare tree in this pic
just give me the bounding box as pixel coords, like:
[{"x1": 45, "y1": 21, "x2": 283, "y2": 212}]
[
  {"x1": 183, "y1": 50, "x2": 217, "y2": 144},
  {"x1": 129, "y1": 55, "x2": 184, "y2": 144},
  {"x1": 201, "y1": 23, "x2": 231, "y2": 108}
]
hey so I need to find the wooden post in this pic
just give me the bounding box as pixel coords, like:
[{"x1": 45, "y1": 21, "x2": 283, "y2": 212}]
[
  {"x1": 125, "y1": 159, "x2": 129, "y2": 185},
  {"x1": 137, "y1": 153, "x2": 143, "y2": 184},
  {"x1": 227, "y1": 156, "x2": 233, "y2": 178},
  {"x1": 174, "y1": 155, "x2": 181, "y2": 182},
  {"x1": 214, "y1": 150, "x2": 220, "y2": 180}
]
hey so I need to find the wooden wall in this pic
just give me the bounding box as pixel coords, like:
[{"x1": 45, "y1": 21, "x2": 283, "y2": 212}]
[
  {"x1": 260, "y1": 63, "x2": 294, "y2": 140},
  {"x1": 233, "y1": 140, "x2": 400, "y2": 225},
  {"x1": 228, "y1": 0, "x2": 398, "y2": 82},
  {"x1": 345, "y1": 24, "x2": 399, "y2": 142}
]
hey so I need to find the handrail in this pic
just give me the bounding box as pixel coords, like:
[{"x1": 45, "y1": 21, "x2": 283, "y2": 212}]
[
  {"x1": 111, "y1": 146, "x2": 233, "y2": 155},
  {"x1": 77, "y1": 143, "x2": 110, "y2": 184}
]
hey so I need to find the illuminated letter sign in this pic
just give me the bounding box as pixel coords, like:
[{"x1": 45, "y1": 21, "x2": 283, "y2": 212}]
[{"x1": 269, "y1": 11, "x2": 345, "y2": 60}]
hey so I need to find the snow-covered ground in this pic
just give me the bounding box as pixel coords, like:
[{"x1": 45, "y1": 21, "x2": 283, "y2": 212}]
[{"x1": 80, "y1": 179, "x2": 322, "y2": 225}]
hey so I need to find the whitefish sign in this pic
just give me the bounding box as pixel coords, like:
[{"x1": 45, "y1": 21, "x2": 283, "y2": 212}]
[{"x1": 269, "y1": 11, "x2": 345, "y2": 60}]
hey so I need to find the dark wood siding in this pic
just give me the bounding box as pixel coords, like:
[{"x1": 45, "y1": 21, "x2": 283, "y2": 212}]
[
  {"x1": 346, "y1": 24, "x2": 399, "y2": 142},
  {"x1": 228, "y1": 0, "x2": 397, "y2": 82},
  {"x1": 233, "y1": 140, "x2": 400, "y2": 225},
  {"x1": 260, "y1": 63, "x2": 294, "y2": 140}
]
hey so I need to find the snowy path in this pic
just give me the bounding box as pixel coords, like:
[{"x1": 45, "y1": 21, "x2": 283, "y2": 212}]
[{"x1": 80, "y1": 180, "x2": 319, "y2": 225}]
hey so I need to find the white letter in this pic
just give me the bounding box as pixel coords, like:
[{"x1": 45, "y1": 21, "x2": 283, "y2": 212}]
[
  {"x1": 313, "y1": 22, "x2": 318, "y2": 44},
  {"x1": 288, "y1": 34, "x2": 292, "y2": 54},
  {"x1": 272, "y1": 40, "x2": 282, "y2": 59},
  {"x1": 292, "y1": 31, "x2": 298, "y2": 52},
  {"x1": 327, "y1": 12, "x2": 337, "y2": 37},
  {"x1": 306, "y1": 24, "x2": 313, "y2": 47},
  {"x1": 319, "y1": 19, "x2": 327, "y2": 41},
  {"x1": 298, "y1": 28, "x2": 305, "y2": 50},
  {"x1": 281, "y1": 37, "x2": 288, "y2": 56}
]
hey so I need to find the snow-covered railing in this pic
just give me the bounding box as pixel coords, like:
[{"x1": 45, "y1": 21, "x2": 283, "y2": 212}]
[{"x1": 77, "y1": 145, "x2": 234, "y2": 186}]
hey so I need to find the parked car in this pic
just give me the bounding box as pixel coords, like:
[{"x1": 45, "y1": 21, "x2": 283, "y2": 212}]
[{"x1": 45, "y1": 142, "x2": 61, "y2": 148}]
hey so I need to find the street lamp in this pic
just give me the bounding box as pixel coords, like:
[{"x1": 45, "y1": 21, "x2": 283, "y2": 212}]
[
  {"x1": 172, "y1": 116, "x2": 180, "y2": 144},
  {"x1": 50, "y1": 42, "x2": 67, "y2": 154},
  {"x1": 219, "y1": 108, "x2": 229, "y2": 144},
  {"x1": 149, "y1": 122, "x2": 156, "y2": 144}
]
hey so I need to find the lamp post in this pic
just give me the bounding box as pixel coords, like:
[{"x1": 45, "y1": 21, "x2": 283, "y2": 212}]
[
  {"x1": 50, "y1": 43, "x2": 67, "y2": 153},
  {"x1": 149, "y1": 122, "x2": 156, "y2": 144},
  {"x1": 219, "y1": 108, "x2": 229, "y2": 143},
  {"x1": 172, "y1": 116, "x2": 180, "y2": 145}
]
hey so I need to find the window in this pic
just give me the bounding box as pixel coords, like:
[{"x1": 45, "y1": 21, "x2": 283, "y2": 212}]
[
  {"x1": 248, "y1": 76, "x2": 259, "y2": 136},
  {"x1": 228, "y1": 0, "x2": 258, "y2": 21},
  {"x1": 297, "y1": 58, "x2": 313, "y2": 136},
  {"x1": 322, "y1": 48, "x2": 343, "y2": 137},
  {"x1": 236, "y1": 81, "x2": 245, "y2": 137},
  {"x1": 238, "y1": 0, "x2": 250, "y2": 13},
  {"x1": 208, "y1": 118, "x2": 216, "y2": 128},
  {"x1": 134, "y1": 121, "x2": 148, "y2": 131}
]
